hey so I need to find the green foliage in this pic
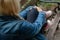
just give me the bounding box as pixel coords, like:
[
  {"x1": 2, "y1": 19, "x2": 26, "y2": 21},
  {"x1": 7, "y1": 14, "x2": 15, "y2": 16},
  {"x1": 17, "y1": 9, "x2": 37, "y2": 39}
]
[{"x1": 36, "y1": 0, "x2": 57, "y2": 10}]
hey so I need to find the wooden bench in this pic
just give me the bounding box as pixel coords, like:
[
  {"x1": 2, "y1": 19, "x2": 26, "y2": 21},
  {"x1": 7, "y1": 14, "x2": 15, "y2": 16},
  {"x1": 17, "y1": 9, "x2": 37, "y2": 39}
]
[{"x1": 47, "y1": 11, "x2": 60, "y2": 40}]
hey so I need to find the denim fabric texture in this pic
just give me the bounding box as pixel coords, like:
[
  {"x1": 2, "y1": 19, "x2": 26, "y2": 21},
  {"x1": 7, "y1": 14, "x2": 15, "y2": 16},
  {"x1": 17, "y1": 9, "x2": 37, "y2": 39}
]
[{"x1": 0, "y1": 6, "x2": 47, "y2": 40}]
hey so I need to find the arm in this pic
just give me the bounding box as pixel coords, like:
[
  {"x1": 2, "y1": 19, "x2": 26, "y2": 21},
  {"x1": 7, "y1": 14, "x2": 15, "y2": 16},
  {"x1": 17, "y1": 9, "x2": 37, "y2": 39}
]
[
  {"x1": 20, "y1": 12, "x2": 46, "y2": 38},
  {"x1": 0, "y1": 12, "x2": 46, "y2": 39},
  {"x1": 19, "y1": 6, "x2": 33, "y2": 19}
]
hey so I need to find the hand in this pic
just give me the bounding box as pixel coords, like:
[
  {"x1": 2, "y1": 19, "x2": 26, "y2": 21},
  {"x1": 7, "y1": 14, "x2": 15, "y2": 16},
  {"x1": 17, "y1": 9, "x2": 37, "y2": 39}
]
[
  {"x1": 34, "y1": 6, "x2": 43, "y2": 12},
  {"x1": 45, "y1": 10, "x2": 52, "y2": 18}
]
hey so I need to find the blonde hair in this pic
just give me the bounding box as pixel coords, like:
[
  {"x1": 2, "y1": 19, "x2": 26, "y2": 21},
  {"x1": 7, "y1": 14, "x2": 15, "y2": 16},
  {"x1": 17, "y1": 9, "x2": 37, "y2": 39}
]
[{"x1": 0, "y1": 0, "x2": 20, "y2": 17}]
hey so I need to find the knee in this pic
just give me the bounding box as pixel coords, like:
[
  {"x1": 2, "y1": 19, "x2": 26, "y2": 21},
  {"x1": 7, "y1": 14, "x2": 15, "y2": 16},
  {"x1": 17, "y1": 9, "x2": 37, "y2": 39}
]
[{"x1": 26, "y1": 6, "x2": 34, "y2": 10}]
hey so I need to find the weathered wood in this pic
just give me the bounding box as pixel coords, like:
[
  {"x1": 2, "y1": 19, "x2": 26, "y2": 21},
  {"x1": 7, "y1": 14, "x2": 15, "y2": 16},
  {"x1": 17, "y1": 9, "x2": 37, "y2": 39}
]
[{"x1": 47, "y1": 11, "x2": 60, "y2": 40}]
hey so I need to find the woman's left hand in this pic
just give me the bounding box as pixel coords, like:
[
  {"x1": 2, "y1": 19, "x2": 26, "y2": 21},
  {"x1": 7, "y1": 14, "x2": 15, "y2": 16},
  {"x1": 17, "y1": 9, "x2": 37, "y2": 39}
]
[{"x1": 34, "y1": 6, "x2": 43, "y2": 12}]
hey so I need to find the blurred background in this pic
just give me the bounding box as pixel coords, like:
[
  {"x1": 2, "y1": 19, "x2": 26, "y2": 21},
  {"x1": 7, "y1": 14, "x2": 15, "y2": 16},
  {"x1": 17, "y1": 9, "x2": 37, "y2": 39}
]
[{"x1": 20, "y1": 0, "x2": 59, "y2": 11}]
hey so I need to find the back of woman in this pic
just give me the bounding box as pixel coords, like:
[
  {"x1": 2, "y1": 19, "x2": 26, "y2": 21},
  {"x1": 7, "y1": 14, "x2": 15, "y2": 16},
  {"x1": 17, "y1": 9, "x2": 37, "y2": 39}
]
[
  {"x1": 0, "y1": 0, "x2": 24, "y2": 40},
  {"x1": 0, "y1": 0, "x2": 47, "y2": 40}
]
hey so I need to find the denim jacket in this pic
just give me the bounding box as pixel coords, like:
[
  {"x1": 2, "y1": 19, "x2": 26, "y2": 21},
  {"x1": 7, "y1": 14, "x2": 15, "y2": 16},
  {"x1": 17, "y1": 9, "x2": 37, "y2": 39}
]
[{"x1": 0, "y1": 6, "x2": 47, "y2": 40}]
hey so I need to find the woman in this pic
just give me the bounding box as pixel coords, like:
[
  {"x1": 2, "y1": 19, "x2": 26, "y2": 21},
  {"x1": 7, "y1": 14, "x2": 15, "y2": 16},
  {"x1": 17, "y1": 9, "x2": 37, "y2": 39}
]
[{"x1": 0, "y1": 0, "x2": 52, "y2": 40}]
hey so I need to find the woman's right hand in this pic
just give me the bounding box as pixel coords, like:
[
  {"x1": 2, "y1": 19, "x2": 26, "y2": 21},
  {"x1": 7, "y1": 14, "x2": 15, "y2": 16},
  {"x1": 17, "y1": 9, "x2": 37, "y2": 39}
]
[
  {"x1": 45, "y1": 10, "x2": 52, "y2": 18},
  {"x1": 34, "y1": 6, "x2": 53, "y2": 18}
]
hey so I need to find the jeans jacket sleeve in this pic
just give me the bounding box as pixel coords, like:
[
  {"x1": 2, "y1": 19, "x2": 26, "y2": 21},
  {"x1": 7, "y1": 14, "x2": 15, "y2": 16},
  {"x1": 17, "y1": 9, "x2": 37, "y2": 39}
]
[
  {"x1": 19, "y1": 6, "x2": 33, "y2": 19},
  {"x1": 20, "y1": 11, "x2": 46, "y2": 38}
]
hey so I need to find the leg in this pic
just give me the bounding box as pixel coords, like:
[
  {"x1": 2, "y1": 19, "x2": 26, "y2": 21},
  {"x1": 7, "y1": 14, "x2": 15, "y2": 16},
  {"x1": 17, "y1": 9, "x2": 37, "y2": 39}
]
[{"x1": 27, "y1": 8, "x2": 39, "y2": 23}]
